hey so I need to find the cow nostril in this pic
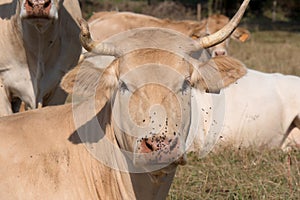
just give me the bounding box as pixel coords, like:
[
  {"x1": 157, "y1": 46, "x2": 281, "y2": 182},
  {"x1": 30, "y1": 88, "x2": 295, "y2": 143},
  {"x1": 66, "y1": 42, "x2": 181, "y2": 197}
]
[
  {"x1": 216, "y1": 51, "x2": 225, "y2": 56},
  {"x1": 27, "y1": 0, "x2": 34, "y2": 7},
  {"x1": 215, "y1": 51, "x2": 226, "y2": 56},
  {"x1": 145, "y1": 140, "x2": 154, "y2": 152},
  {"x1": 43, "y1": 0, "x2": 51, "y2": 8}
]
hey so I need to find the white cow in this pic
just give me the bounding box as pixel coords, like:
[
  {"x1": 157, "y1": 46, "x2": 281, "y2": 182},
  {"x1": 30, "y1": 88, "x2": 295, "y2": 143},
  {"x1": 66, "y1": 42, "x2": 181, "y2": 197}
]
[
  {"x1": 0, "y1": 1, "x2": 250, "y2": 198},
  {"x1": 189, "y1": 69, "x2": 300, "y2": 155},
  {"x1": 0, "y1": 0, "x2": 82, "y2": 116}
]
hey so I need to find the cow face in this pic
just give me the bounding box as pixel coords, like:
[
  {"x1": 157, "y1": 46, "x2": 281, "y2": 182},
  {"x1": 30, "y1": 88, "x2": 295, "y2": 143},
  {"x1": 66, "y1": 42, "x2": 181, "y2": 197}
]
[
  {"x1": 19, "y1": 0, "x2": 60, "y2": 31},
  {"x1": 206, "y1": 14, "x2": 250, "y2": 57},
  {"x1": 61, "y1": 51, "x2": 247, "y2": 173},
  {"x1": 61, "y1": 14, "x2": 249, "y2": 172},
  {"x1": 109, "y1": 50, "x2": 192, "y2": 167}
]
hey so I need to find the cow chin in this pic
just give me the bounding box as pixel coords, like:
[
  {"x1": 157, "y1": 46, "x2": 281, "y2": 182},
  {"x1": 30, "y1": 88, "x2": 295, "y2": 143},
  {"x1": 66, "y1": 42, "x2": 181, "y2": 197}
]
[
  {"x1": 23, "y1": 18, "x2": 54, "y2": 33},
  {"x1": 147, "y1": 164, "x2": 178, "y2": 184}
]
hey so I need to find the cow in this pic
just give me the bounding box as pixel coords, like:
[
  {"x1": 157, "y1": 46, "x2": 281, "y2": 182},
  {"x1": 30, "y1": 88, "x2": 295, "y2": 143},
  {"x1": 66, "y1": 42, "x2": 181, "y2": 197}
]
[
  {"x1": 189, "y1": 69, "x2": 300, "y2": 155},
  {"x1": 204, "y1": 14, "x2": 250, "y2": 57},
  {"x1": 0, "y1": 0, "x2": 82, "y2": 117},
  {"x1": 85, "y1": 11, "x2": 250, "y2": 58},
  {"x1": 0, "y1": 1, "x2": 250, "y2": 198}
]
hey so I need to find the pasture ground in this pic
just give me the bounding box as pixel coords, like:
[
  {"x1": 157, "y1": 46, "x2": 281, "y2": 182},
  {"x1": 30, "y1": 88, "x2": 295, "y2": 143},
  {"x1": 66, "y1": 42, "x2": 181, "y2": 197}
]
[{"x1": 168, "y1": 147, "x2": 300, "y2": 199}]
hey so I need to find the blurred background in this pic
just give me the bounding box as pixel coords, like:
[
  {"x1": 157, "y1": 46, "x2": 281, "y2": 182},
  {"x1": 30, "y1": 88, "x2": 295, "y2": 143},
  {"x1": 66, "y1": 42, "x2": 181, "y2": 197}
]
[
  {"x1": 79, "y1": 0, "x2": 300, "y2": 76},
  {"x1": 78, "y1": 1, "x2": 300, "y2": 199}
]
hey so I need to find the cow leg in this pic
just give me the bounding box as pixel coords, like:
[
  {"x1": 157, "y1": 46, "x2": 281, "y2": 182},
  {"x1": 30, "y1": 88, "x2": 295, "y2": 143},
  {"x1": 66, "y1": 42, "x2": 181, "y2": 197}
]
[
  {"x1": 281, "y1": 115, "x2": 300, "y2": 150},
  {"x1": 0, "y1": 84, "x2": 12, "y2": 117},
  {"x1": 43, "y1": 87, "x2": 68, "y2": 106},
  {"x1": 294, "y1": 114, "x2": 300, "y2": 129},
  {"x1": 11, "y1": 98, "x2": 22, "y2": 113}
]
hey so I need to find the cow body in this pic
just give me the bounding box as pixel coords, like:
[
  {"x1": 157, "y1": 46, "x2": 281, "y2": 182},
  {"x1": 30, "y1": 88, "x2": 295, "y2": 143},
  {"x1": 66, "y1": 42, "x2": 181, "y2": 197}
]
[
  {"x1": 0, "y1": 0, "x2": 82, "y2": 116},
  {"x1": 189, "y1": 69, "x2": 300, "y2": 154},
  {"x1": 0, "y1": 105, "x2": 176, "y2": 199}
]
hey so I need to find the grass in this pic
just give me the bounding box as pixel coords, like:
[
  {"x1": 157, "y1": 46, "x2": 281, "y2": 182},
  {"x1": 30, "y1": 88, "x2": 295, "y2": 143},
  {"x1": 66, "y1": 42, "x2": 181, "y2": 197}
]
[
  {"x1": 229, "y1": 30, "x2": 300, "y2": 76},
  {"x1": 168, "y1": 148, "x2": 300, "y2": 199}
]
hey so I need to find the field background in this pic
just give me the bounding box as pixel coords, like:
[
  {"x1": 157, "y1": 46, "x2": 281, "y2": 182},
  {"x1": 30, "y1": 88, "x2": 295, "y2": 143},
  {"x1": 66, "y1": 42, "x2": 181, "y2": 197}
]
[{"x1": 80, "y1": 1, "x2": 300, "y2": 199}]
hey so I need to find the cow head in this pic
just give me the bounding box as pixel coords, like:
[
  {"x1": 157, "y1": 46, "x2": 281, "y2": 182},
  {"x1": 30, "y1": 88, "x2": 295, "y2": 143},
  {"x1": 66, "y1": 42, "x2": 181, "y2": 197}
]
[
  {"x1": 61, "y1": 0, "x2": 249, "y2": 174},
  {"x1": 19, "y1": 0, "x2": 60, "y2": 31},
  {"x1": 206, "y1": 14, "x2": 250, "y2": 57}
]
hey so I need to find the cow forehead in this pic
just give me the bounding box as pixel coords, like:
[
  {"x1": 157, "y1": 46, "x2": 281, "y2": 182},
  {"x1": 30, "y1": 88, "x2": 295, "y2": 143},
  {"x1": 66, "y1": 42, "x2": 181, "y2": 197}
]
[
  {"x1": 101, "y1": 27, "x2": 199, "y2": 56},
  {"x1": 118, "y1": 49, "x2": 192, "y2": 78}
]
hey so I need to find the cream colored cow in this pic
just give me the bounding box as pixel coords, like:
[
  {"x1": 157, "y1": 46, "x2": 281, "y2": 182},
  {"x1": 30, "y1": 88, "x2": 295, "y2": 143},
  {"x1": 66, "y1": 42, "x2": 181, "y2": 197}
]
[
  {"x1": 0, "y1": 0, "x2": 82, "y2": 116},
  {"x1": 189, "y1": 69, "x2": 300, "y2": 154},
  {"x1": 0, "y1": 1, "x2": 250, "y2": 198}
]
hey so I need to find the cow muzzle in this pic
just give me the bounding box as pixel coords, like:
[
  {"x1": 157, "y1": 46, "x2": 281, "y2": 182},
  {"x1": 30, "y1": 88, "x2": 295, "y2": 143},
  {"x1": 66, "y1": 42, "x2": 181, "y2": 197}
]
[
  {"x1": 134, "y1": 135, "x2": 187, "y2": 167},
  {"x1": 24, "y1": 0, "x2": 53, "y2": 18}
]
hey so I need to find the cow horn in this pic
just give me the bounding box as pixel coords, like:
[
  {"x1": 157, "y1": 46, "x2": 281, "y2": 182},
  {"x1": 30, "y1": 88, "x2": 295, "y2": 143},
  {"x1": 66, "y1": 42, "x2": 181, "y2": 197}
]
[
  {"x1": 198, "y1": 0, "x2": 250, "y2": 48},
  {"x1": 78, "y1": 18, "x2": 121, "y2": 57}
]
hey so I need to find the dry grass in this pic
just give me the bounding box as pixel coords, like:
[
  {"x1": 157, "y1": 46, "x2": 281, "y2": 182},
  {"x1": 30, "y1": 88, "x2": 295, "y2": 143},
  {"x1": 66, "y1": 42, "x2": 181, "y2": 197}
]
[
  {"x1": 229, "y1": 31, "x2": 300, "y2": 76},
  {"x1": 168, "y1": 148, "x2": 300, "y2": 199}
]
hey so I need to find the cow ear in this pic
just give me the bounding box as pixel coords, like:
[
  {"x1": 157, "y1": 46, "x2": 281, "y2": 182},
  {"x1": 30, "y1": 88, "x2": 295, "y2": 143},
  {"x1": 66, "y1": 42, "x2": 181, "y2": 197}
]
[
  {"x1": 231, "y1": 27, "x2": 250, "y2": 42},
  {"x1": 190, "y1": 56, "x2": 247, "y2": 93},
  {"x1": 60, "y1": 59, "x2": 119, "y2": 97}
]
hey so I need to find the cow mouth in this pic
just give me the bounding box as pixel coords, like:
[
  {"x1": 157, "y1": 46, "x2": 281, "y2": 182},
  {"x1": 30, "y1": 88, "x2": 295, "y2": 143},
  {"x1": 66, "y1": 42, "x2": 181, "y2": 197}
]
[{"x1": 133, "y1": 148, "x2": 187, "y2": 167}]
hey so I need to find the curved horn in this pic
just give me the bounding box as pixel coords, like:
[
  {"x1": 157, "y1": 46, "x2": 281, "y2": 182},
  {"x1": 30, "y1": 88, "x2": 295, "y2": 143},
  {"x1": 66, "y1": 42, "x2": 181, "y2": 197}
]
[
  {"x1": 78, "y1": 18, "x2": 121, "y2": 57},
  {"x1": 198, "y1": 0, "x2": 250, "y2": 48}
]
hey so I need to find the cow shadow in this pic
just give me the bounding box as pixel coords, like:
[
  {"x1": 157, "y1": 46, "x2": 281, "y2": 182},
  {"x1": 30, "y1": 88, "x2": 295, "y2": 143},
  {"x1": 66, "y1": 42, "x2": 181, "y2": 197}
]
[
  {"x1": 68, "y1": 102, "x2": 111, "y2": 144},
  {"x1": 0, "y1": 0, "x2": 17, "y2": 19}
]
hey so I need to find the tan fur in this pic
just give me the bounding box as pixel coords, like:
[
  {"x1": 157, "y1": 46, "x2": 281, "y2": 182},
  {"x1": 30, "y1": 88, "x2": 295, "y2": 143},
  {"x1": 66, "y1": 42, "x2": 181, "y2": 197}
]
[
  {"x1": 61, "y1": 59, "x2": 119, "y2": 99},
  {"x1": 191, "y1": 56, "x2": 247, "y2": 92}
]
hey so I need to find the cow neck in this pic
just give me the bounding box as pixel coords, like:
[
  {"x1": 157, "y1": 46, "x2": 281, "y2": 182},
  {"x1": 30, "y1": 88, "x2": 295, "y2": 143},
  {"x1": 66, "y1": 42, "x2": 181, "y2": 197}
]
[
  {"x1": 21, "y1": 18, "x2": 60, "y2": 103},
  {"x1": 21, "y1": 18, "x2": 60, "y2": 65},
  {"x1": 79, "y1": 122, "x2": 177, "y2": 200},
  {"x1": 20, "y1": 17, "x2": 59, "y2": 77},
  {"x1": 70, "y1": 100, "x2": 177, "y2": 199}
]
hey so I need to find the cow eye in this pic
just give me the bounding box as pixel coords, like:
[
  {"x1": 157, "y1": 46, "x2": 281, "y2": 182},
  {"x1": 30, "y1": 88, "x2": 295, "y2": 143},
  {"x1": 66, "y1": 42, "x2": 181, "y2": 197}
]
[
  {"x1": 119, "y1": 80, "x2": 129, "y2": 94},
  {"x1": 181, "y1": 79, "x2": 191, "y2": 94}
]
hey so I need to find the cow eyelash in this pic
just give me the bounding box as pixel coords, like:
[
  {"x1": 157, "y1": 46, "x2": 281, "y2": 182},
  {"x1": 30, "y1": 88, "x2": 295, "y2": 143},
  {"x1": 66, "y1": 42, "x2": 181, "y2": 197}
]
[
  {"x1": 119, "y1": 80, "x2": 129, "y2": 93},
  {"x1": 181, "y1": 79, "x2": 191, "y2": 94}
]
